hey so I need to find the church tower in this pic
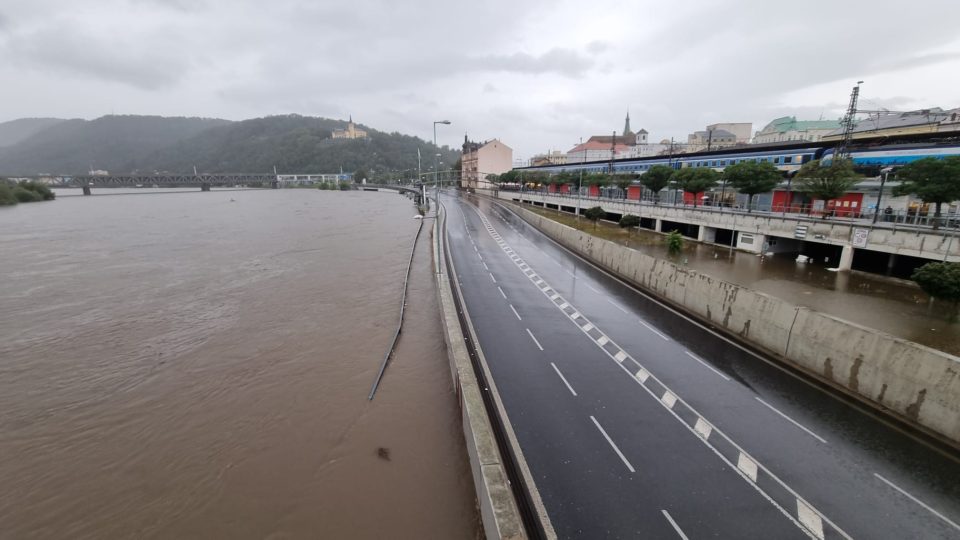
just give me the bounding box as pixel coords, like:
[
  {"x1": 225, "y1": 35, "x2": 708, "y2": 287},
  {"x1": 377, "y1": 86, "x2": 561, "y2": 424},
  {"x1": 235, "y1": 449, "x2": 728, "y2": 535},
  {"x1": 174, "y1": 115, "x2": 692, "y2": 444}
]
[{"x1": 622, "y1": 110, "x2": 635, "y2": 140}]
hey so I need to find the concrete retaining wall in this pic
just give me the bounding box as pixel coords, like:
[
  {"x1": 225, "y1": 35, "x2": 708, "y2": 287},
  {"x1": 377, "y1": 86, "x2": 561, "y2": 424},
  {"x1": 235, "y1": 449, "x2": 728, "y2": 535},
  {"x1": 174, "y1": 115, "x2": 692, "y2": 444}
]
[{"x1": 506, "y1": 202, "x2": 960, "y2": 446}]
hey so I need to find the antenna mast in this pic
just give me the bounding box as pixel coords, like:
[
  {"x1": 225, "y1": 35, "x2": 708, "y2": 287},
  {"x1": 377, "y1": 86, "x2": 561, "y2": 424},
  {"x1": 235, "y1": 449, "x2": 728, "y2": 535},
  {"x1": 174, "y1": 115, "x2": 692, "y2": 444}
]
[{"x1": 835, "y1": 80, "x2": 863, "y2": 163}]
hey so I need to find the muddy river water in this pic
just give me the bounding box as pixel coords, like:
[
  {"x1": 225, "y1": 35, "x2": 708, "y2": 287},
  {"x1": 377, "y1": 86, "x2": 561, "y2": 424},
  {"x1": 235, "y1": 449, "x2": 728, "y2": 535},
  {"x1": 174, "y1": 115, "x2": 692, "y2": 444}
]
[{"x1": 0, "y1": 189, "x2": 479, "y2": 538}]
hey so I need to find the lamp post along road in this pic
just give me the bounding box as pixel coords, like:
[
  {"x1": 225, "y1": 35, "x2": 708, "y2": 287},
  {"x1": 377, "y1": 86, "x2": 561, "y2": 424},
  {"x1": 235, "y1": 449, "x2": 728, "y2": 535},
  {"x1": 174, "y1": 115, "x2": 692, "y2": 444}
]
[
  {"x1": 873, "y1": 167, "x2": 893, "y2": 224},
  {"x1": 433, "y1": 120, "x2": 450, "y2": 277},
  {"x1": 577, "y1": 137, "x2": 584, "y2": 220},
  {"x1": 433, "y1": 120, "x2": 450, "y2": 210}
]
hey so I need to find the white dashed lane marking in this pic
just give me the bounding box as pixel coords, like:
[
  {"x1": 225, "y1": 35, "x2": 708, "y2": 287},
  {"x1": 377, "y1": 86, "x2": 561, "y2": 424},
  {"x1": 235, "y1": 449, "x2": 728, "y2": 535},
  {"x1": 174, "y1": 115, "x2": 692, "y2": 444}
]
[
  {"x1": 661, "y1": 510, "x2": 690, "y2": 540},
  {"x1": 470, "y1": 206, "x2": 850, "y2": 540},
  {"x1": 551, "y1": 362, "x2": 578, "y2": 397},
  {"x1": 509, "y1": 304, "x2": 522, "y2": 321},
  {"x1": 590, "y1": 416, "x2": 635, "y2": 474},
  {"x1": 685, "y1": 351, "x2": 731, "y2": 381},
  {"x1": 526, "y1": 328, "x2": 544, "y2": 351},
  {"x1": 639, "y1": 319, "x2": 670, "y2": 341},
  {"x1": 497, "y1": 286, "x2": 507, "y2": 299},
  {"x1": 755, "y1": 397, "x2": 828, "y2": 445},
  {"x1": 874, "y1": 473, "x2": 960, "y2": 533}
]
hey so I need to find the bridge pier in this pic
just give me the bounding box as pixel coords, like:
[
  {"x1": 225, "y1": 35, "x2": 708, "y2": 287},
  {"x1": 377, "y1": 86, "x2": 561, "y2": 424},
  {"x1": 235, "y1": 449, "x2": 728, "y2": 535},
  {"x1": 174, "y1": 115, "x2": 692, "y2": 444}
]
[
  {"x1": 82, "y1": 186, "x2": 92, "y2": 196},
  {"x1": 271, "y1": 181, "x2": 279, "y2": 189},
  {"x1": 200, "y1": 183, "x2": 211, "y2": 192}
]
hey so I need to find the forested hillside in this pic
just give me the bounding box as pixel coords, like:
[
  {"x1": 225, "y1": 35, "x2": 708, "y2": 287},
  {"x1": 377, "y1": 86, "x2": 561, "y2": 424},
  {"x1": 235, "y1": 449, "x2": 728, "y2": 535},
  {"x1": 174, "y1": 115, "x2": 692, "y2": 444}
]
[
  {"x1": 0, "y1": 115, "x2": 231, "y2": 174},
  {"x1": 0, "y1": 118, "x2": 69, "y2": 147},
  {"x1": 0, "y1": 114, "x2": 459, "y2": 178}
]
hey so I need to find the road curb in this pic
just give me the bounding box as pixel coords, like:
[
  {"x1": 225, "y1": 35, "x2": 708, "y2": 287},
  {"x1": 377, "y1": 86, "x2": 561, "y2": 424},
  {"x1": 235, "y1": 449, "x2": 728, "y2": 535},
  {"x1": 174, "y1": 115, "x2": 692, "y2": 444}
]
[{"x1": 432, "y1": 201, "x2": 555, "y2": 540}]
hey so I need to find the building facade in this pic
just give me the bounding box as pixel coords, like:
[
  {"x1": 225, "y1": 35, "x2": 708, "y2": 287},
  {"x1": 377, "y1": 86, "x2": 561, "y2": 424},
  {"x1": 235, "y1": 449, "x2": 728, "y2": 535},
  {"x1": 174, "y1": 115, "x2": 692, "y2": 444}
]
[
  {"x1": 686, "y1": 128, "x2": 738, "y2": 152},
  {"x1": 754, "y1": 116, "x2": 842, "y2": 143},
  {"x1": 707, "y1": 122, "x2": 752, "y2": 143},
  {"x1": 821, "y1": 108, "x2": 960, "y2": 141},
  {"x1": 529, "y1": 150, "x2": 568, "y2": 166},
  {"x1": 331, "y1": 116, "x2": 368, "y2": 139},
  {"x1": 462, "y1": 137, "x2": 513, "y2": 189}
]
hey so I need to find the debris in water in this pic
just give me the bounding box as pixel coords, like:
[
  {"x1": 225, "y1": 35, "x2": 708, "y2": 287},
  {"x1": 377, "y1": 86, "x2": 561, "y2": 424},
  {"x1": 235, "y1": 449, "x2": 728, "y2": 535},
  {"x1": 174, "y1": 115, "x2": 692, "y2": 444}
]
[{"x1": 377, "y1": 447, "x2": 391, "y2": 461}]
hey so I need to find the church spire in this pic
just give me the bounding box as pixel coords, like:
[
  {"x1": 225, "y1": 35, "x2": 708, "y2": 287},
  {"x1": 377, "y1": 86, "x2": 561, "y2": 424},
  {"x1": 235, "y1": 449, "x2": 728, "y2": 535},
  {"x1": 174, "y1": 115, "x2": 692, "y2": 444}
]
[{"x1": 623, "y1": 110, "x2": 632, "y2": 137}]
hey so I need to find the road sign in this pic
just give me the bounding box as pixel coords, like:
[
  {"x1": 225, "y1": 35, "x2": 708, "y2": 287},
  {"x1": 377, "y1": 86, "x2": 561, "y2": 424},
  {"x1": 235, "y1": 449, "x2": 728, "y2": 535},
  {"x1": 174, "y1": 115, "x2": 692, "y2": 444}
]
[{"x1": 852, "y1": 228, "x2": 869, "y2": 248}]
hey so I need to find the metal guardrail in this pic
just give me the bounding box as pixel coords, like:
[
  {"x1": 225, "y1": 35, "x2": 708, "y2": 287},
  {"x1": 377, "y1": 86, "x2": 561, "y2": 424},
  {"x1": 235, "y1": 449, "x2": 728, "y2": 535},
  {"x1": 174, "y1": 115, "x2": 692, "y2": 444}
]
[{"x1": 495, "y1": 188, "x2": 960, "y2": 233}]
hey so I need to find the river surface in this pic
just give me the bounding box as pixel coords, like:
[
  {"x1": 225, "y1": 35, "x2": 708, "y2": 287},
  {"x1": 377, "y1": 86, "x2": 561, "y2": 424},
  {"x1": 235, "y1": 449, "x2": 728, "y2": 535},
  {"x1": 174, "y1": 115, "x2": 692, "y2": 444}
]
[{"x1": 0, "y1": 189, "x2": 479, "y2": 538}]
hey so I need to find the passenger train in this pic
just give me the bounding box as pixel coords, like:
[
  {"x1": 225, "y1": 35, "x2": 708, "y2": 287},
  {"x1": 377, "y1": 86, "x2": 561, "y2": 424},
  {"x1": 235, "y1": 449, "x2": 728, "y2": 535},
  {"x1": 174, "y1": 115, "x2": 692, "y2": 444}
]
[{"x1": 515, "y1": 136, "x2": 960, "y2": 177}]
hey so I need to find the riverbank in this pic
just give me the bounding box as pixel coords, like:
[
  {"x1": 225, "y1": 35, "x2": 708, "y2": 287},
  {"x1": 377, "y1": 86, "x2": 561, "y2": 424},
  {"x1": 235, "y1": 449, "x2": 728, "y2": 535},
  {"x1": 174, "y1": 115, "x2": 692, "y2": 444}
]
[
  {"x1": 0, "y1": 180, "x2": 55, "y2": 205},
  {"x1": 520, "y1": 202, "x2": 960, "y2": 356}
]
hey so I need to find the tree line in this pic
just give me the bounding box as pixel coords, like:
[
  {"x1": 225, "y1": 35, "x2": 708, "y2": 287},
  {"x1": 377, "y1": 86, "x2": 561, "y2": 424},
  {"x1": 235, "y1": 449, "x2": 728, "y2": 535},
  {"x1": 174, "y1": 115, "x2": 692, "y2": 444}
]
[{"x1": 490, "y1": 157, "x2": 960, "y2": 226}]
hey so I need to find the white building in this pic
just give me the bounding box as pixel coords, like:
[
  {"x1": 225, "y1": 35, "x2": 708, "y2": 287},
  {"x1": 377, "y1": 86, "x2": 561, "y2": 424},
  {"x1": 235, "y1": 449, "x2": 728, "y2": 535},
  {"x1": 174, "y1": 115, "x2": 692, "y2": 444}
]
[{"x1": 462, "y1": 137, "x2": 513, "y2": 189}]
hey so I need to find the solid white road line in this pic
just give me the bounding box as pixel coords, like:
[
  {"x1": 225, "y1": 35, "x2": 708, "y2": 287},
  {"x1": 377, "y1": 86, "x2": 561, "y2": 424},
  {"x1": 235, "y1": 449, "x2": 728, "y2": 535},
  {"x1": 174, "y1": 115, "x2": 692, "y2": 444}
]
[
  {"x1": 526, "y1": 328, "x2": 544, "y2": 351},
  {"x1": 497, "y1": 286, "x2": 507, "y2": 299},
  {"x1": 685, "y1": 351, "x2": 731, "y2": 381},
  {"x1": 510, "y1": 304, "x2": 522, "y2": 321},
  {"x1": 874, "y1": 473, "x2": 960, "y2": 532},
  {"x1": 639, "y1": 319, "x2": 670, "y2": 341},
  {"x1": 755, "y1": 397, "x2": 828, "y2": 444},
  {"x1": 661, "y1": 510, "x2": 690, "y2": 540},
  {"x1": 551, "y1": 362, "x2": 578, "y2": 396},
  {"x1": 606, "y1": 297, "x2": 629, "y2": 313},
  {"x1": 590, "y1": 416, "x2": 635, "y2": 473}
]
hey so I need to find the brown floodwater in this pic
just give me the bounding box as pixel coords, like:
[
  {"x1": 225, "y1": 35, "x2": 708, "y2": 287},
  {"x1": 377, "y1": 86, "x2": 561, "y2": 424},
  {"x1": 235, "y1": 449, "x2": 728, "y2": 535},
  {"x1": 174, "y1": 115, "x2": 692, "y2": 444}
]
[
  {"x1": 525, "y1": 205, "x2": 960, "y2": 356},
  {"x1": 0, "y1": 189, "x2": 479, "y2": 538}
]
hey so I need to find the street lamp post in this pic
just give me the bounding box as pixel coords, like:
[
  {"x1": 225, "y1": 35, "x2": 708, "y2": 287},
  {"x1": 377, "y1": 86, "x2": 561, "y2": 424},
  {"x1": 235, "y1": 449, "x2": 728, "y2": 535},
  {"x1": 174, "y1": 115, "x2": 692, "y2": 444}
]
[
  {"x1": 433, "y1": 120, "x2": 451, "y2": 209},
  {"x1": 873, "y1": 166, "x2": 893, "y2": 224},
  {"x1": 577, "y1": 137, "x2": 585, "y2": 220}
]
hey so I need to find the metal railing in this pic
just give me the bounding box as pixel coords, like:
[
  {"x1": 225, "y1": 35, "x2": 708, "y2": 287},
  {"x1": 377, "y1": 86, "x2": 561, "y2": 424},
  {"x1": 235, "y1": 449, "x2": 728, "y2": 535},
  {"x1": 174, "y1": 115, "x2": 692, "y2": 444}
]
[{"x1": 493, "y1": 187, "x2": 960, "y2": 231}]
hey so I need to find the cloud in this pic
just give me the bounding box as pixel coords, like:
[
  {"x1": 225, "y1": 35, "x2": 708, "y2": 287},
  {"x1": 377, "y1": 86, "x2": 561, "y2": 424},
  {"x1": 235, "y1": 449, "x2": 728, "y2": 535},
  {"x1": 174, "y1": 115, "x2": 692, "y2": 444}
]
[{"x1": 470, "y1": 48, "x2": 595, "y2": 78}]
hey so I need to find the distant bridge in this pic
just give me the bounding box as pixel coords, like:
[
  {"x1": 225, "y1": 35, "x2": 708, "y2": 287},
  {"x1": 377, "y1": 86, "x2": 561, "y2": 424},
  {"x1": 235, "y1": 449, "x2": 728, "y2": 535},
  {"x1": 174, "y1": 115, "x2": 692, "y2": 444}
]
[{"x1": 52, "y1": 173, "x2": 280, "y2": 193}]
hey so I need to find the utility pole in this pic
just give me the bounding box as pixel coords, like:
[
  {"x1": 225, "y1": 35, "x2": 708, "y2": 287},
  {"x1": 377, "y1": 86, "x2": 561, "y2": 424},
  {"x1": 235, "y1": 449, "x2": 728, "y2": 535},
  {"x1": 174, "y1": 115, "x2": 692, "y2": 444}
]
[
  {"x1": 608, "y1": 130, "x2": 616, "y2": 176},
  {"x1": 706, "y1": 128, "x2": 714, "y2": 152}
]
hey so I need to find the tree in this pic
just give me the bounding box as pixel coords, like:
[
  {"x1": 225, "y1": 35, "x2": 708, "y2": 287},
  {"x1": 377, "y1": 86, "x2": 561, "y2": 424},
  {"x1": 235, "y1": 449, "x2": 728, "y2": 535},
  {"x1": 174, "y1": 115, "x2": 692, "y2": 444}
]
[
  {"x1": 665, "y1": 230, "x2": 684, "y2": 254},
  {"x1": 485, "y1": 173, "x2": 499, "y2": 185},
  {"x1": 641, "y1": 165, "x2": 673, "y2": 205},
  {"x1": 584, "y1": 206, "x2": 605, "y2": 228},
  {"x1": 794, "y1": 159, "x2": 862, "y2": 211},
  {"x1": 619, "y1": 214, "x2": 640, "y2": 232},
  {"x1": 613, "y1": 174, "x2": 635, "y2": 198},
  {"x1": 353, "y1": 167, "x2": 369, "y2": 184},
  {"x1": 585, "y1": 173, "x2": 609, "y2": 187},
  {"x1": 671, "y1": 167, "x2": 719, "y2": 207},
  {"x1": 722, "y1": 160, "x2": 782, "y2": 212},
  {"x1": 892, "y1": 157, "x2": 960, "y2": 230},
  {"x1": 912, "y1": 262, "x2": 960, "y2": 316}
]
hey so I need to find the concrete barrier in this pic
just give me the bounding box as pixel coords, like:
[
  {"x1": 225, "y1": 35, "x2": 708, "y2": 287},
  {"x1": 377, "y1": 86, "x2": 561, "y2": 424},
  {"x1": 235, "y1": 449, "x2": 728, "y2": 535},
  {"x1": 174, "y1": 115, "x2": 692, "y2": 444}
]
[
  {"x1": 432, "y1": 203, "x2": 553, "y2": 539},
  {"x1": 503, "y1": 201, "x2": 960, "y2": 446}
]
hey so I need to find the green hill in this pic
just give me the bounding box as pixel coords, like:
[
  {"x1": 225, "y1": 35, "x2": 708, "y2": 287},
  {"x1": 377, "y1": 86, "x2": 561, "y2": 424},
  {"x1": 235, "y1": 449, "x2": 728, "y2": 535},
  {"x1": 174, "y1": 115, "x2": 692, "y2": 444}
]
[
  {"x1": 0, "y1": 115, "x2": 232, "y2": 175},
  {"x1": 144, "y1": 114, "x2": 459, "y2": 178},
  {"x1": 0, "y1": 118, "x2": 69, "y2": 147},
  {"x1": 0, "y1": 114, "x2": 459, "y2": 179}
]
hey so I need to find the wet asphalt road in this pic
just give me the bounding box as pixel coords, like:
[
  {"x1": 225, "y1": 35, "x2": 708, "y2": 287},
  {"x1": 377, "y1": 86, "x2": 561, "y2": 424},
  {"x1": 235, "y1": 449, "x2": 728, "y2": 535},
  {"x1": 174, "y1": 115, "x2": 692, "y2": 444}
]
[{"x1": 442, "y1": 191, "x2": 960, "y2": 539}]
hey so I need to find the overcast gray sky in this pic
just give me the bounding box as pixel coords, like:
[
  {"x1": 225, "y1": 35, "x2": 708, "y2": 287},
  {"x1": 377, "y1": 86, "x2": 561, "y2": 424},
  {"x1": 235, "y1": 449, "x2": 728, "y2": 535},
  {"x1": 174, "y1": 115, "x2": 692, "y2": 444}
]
[{"x1": 2, "y1": 0, "x2": 959, "y2": 160}]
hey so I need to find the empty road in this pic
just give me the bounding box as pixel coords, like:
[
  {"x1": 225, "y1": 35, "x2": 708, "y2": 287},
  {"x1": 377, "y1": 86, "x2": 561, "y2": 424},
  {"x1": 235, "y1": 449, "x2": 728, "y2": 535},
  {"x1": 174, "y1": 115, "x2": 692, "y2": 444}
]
[{"x1": 442, "y1": 191, "x2": 960, "y2": 539}]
